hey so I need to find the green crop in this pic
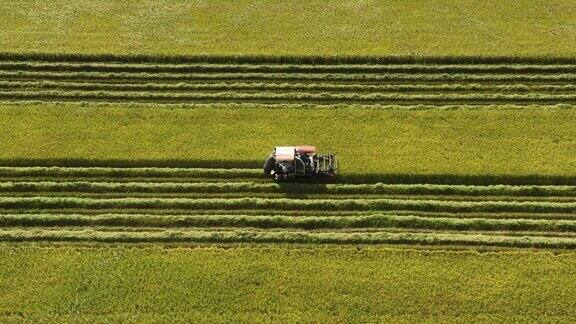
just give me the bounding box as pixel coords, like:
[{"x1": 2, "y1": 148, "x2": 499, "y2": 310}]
[
  {"x1": 1, "y1": 103, "x2": 574, "y2": 181},
  {"x1": 0, "y1": 166, "x2": 261, "y2": 178},
  {"x1": 2, "y1": 245, "x2": 576, "y2": 322},
  {"x1": 1, "y1": 0, "x2": 576, "y2": 57},
  {"x1": 2, "y1": 0, "x2": 576, "y2": 320}
]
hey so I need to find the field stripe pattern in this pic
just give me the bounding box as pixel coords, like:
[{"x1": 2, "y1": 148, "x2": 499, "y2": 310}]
[
  {"x1": 1, "y1": 55, "x2": 576, "y2": 105},
  {"x1": 2, "y1": 166, "x2": 576, "y2": 248}
]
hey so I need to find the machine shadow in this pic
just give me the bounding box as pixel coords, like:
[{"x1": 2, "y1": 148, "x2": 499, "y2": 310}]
[
  {"x1": 0, "y1": 158, "x2": 262, "y2": 169},
  {"x1": 274, "y1": 178, "x2": 332, "y2": 199}
]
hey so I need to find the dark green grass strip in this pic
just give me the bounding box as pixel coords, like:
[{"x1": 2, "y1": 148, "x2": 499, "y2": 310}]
[
  {"x1": 0, "y1": 197, "x2": 574, "y2": 213},
  {"x1": 4, "y1": 213, "x2": 576, "y2": 232},
  {"x1": 0, "y1": 166, "x2": 574, "y2": 186},
  {"x1": 0, "y1": 177, "x2": 269, "y2": 184},
  {"x1": 2, "y1": 208, "x2": 575, "y2": 221},
  {"x1": 2, "y1": 181, "x2": 574, "y2": 197},
  {"x1": 0, "y1": 166, "x2": 262, "y2": 178},
  {"x1": 2, "y1": 90, "x2": 576, "y2": 101},
  {"x1": 1, "y1": 53, "x2": 576, "y2": 65},
  {"x1": 0, "y1": 71, "x2": 576, "y2": 83},
  {"x1": 3, "y1": 191, "x2": 575, "y2": 203},
  {"x1": 1, "y1": 227, "x2": 576, "y2": 248},
  {"x1": 3, "y1": 81, "x2": 575, "y2": 94},
  {"x1": 1, "y1": 90, "x2": 575, "y2": 105},
  {"x1": 3, "y1": 61, "x2": 576, "y2": 74},
  {"x1": 3, "y1": 71, "x2": 576, "y2": 83}
]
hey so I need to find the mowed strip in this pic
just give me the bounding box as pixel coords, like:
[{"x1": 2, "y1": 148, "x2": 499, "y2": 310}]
[
  {"x1": 1, "y1": 180, "x2": 575, "y2": 196},
  {"x1": 3, "y1": 228, "x2": 576, "y2": 248},
  {"x1": 5, "y1": 213, "x2": 576, "y2": 232},
  {"x1": 1, "y1": 167, "x2": 576, "y2": 248},
  {"x1": 1, "y1": 57, "x2": 576, "y2": 105}
]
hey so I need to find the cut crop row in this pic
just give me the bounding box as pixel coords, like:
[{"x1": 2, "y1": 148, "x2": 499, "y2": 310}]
[
  {"x1": 5, "y1": 191, "x2": 575, "y2": 203},
  {"x1": 2, "y1": 227, "x2": 576, "y2": 248},
  {"x1": 3, "y1": 61, "x2": 576, "y2": 74},
  {"x1": 3, "y1": 71, "x2": 576, "y2": 83},
  {"x1": 4, "y1": 213, "x2": 576, "y2": 232},
  {"x1": 2, "y1": 53, "x2": 575, "y2": 65},
  {"x1": 0, "y1": 167, "x2": 573, "y2": 187},
  {"x1": 2, "y1": 81, "x2": 575, "y2": 94},
  {"x1": 3, "y1": 208, "x2": 573, "y2": 221},
  {"x1": 0, "y1": 197, "x2": 574, "y2": 214},
  {"x1": 1, "y1": 181, "x2": 574, "y2": 197},
  {"x1": 1, "y1": 90, "x2": 575, "y2": 104}
]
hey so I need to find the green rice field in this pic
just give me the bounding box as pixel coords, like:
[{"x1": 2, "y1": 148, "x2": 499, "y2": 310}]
[
  {"x1": 1, "y1": 0, "x2": 575, "y2": 56},
  {"x1": 1, "y1": 245, "x2": 575, "y2": 322},
  {"x1": 2, "y1": 0, "x2": 576, "y2": 321}
]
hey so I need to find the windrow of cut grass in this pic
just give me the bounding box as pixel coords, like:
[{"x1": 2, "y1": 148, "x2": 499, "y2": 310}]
[
  {"x1": 1, "y1": 197, "x2": 574, "y2": 214},
  {"x1": 1, "y1": 166, "x2": 576, "y2": 248},
  {"x1": 5, "y1": 71, "x2": 576, "y2": 82},
  {"x1": 4, "y1": 61, "x2": 576, "y2": 73},
  {"x1": 0, "y1": 56, "x2": 575, "y2": 105},
  {"x1": 4, "y1": 208, "x2": 572, "y2": 222},
  {"x1": 2, "y1": 227, "x2": 576, "y2": 248},
  {"x1": 2, "y1": 90, "x2": 576, "y2": 105},
  {"x1": 1, "y1": 181, "x2": 575, "y2": 197},
  {"x1": 3, "y1": 81, "x2": 576, "y2": 94},
  {"x1": 5, "y1": 213, "x2": 576, "y2": 233}
]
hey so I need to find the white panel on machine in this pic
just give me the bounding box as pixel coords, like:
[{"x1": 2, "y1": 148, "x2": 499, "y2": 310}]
[{"x1": 275, "y1": 146, "x2": 296, "y2": 161}]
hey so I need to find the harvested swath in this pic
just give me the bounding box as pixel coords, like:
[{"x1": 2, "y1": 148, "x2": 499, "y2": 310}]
[
  {"x1": 1, "y1": 53, "x2": 576, "y2": 65},
  {"x1": 0, "y1": 197, "x2": 574, "y2": 214},
  {"x1": 1, "y1": 59, "x2": 574, "y2": 106},
  {"x1": 1, "y1": 90, "x2": 575, "y2": 104},
  {"x1": 3, "y1": 71, "x2": 576, "y2": 83},
  {"x1": 4, "y1": 192, "x2": 576, "y2": 203},
  {"x1": 3, "y1": 208, "x2": 574, "y2": 221},
  {"x1": 4, "y1": 213, "x2": 576, "y2": 232},
  {"x1": 1, "y1": 181, "x2": 575, "y2": 197},
  {"x1": 2, "y1": 61, "x2": 576, "y2": 74},
  {"x1": 4, "y1": 81, "x2": 576, "y2": 94},
  {"x1": 2, "y1": 227, "x2": 576, "y2": 248}
]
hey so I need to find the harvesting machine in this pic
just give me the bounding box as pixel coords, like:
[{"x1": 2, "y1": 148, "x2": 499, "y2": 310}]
[{"x1": 263, "y1": 146, "x2": 338, "y2": 181}]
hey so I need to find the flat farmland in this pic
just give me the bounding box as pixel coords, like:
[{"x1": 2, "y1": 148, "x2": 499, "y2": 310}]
[
  {"x1": 1, "y1": 246, "x2": 576, "y2": 322},
  {"x1": 0, "y1": 56, "x2": 575, "y2": 249},
  {"x1": 1, "y1": 0, "x2": 575, "y2": 56},
  {"x1": 2, "y1": 0, "x2": 576, "y2": 321},
  {"x1": 0, "y1": 56, "x2": 575, "y2": 320}
]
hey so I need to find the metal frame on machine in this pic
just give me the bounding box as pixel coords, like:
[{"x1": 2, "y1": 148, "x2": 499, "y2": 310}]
[
  {"x1": 294, "y1": 156, "x2": 306, "y2": 176},
  {"x1": 315, "y1": 153, "x2": 338, "y2": 175}
]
